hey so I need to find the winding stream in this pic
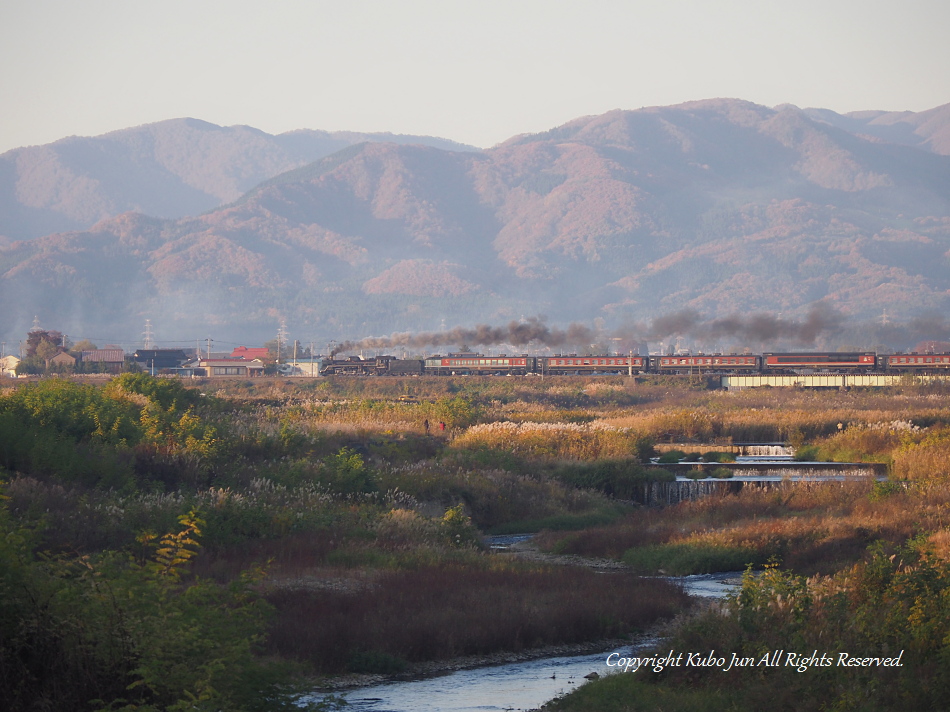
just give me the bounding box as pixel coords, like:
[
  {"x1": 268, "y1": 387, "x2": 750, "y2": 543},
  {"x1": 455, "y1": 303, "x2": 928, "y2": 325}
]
[{"x1": 303, "y1": 545, "x2": 743, "y2": 711}]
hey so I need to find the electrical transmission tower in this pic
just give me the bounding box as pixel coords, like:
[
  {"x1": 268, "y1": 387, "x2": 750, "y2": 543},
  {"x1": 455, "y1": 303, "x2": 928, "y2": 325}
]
[
  {"x1": 276, "y1": 320, "x2": 288, "y2": 363},
  {"x1": 143, "y1": 319, "x2": 155, "y2": 349}
]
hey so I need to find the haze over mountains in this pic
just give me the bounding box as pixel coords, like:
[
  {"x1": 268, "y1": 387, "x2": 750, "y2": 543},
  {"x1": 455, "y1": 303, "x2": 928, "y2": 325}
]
[
  {"x1": 0, "y1": 119, "x2": 478, "y2": 241},
  {"x1": 2, "y1": 99, "x2": 949, "y2": 350}
]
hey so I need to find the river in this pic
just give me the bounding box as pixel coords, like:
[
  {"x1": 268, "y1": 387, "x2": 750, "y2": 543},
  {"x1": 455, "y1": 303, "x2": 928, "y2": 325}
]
[{"x1": 302, "y1": 567, "x2": 742, "y2": 711}]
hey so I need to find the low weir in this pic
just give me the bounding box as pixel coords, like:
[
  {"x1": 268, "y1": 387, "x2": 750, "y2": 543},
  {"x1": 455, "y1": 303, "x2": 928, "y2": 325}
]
[{"x1": 636, "y1": 469, "x2": 886, "y2": 506}]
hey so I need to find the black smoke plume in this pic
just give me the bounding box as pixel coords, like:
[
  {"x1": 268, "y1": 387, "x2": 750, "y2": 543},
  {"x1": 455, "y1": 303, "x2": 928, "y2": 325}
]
[
  {"x1": 631, "y1": 303, "x2": 843, "y2": 344},
  {"x1": 330, "y1": 317, "x2": 595, "y2": 356},
  {"x1": 869, "y1": 312, "x2": 950, "y2": 350},
  {"x1": 329, "y1": 305, "x2": 844, "y2": 357}
]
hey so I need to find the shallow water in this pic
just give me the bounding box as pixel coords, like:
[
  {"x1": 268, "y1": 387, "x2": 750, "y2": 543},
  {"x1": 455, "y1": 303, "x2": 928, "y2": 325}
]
[
  {"x1": 304, "y1": 643, "x2": 650, "y2": 712},
  {"x1": 303, "y1": 571, "x2": 744, "y2": 711}
]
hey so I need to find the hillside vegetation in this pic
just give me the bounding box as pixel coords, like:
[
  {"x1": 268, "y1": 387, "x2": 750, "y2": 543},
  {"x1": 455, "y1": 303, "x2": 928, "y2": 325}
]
[{"x1": 3, "y1": 99, "x2": 950, "y2": 344}]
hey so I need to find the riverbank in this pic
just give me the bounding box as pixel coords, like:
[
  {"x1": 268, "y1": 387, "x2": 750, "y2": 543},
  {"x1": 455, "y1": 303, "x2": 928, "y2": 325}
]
[
  {"x1": 312, "y1": 635, "x2": 645, "y2": 692},
  {"x1": 310, "y1": 537, "x2": 719, "y2": 692}
]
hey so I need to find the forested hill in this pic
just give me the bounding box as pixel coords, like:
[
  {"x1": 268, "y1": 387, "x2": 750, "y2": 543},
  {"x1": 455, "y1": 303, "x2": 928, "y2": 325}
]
[
  {"x1": 0, "y1": 118, "x2": 478, "y2": 241},
  {"x1": 2, "y1": 98, "x2": 950, "y2": 347}
]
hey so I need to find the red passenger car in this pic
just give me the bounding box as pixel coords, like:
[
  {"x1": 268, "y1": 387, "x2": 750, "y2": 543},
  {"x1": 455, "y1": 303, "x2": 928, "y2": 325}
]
[
  {"x1": 541, "y1": 355, "x2": 647, "y2": 375},
  {"x1": 423, "y1": 354, "x2": 533, "y2": 375},
  {"x1": 654, "y1": 355, "x2": 760, "y2": 373},
  {"x1": 884, "y1": 353, "x2": 950, "y2": 371}
]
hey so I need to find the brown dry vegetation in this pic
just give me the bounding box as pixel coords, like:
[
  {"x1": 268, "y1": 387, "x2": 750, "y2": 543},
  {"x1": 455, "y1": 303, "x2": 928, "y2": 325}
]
[
  {"x1": 10, "y1": 373, "x2": 950, "y2": 709},
  {"x1": 265, "y1": 565, "x2": 688, "y2": 673},
  {"x1": 538, "y1": 481, "x2": 950, "y2": 576}
]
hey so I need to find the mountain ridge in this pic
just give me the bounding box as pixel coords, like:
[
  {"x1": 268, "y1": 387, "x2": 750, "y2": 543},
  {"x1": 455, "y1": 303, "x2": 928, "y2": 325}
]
[
  {"x1": 3, "y1": 99, "x2": 950, "y2": 348},
  {"x1": 0, "y1": 119, "x2": 479, "y2": 241}
]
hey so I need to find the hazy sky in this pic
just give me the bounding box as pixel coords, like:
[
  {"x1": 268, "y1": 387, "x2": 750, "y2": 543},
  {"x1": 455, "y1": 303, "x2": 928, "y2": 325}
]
[{"x1": 2, "y1": 0, "x2": 948, "y2": 154}]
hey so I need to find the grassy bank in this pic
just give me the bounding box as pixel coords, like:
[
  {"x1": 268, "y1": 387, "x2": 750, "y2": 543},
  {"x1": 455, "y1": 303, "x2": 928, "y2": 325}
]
[{"x1": 8, "y1": 374, "x2": 950, "y2": 710}]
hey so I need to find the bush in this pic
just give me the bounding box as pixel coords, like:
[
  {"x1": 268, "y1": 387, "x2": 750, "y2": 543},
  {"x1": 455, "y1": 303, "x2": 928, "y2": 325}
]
[
  {"x1": 320, "y1": 447, "x2": 376, "y2": 494},
  {"x1": 623, "y1": 542, "x2": 762, "y2": 575},
  {"x1": 657, "y1": 450, "x2": 686, "y2": 464},
  {"x1": 793, "y1": 444, "x2": 821, "y2": 461},
  {"x1": 0, "y1": 503, "x2": 316, "y2": 711},
  {"x1": 551, "y1": 459, "x2": 675, "y2": 498}
]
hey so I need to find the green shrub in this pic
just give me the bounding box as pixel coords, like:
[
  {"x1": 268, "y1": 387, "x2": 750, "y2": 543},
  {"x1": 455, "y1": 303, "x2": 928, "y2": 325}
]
[
  {"x1": 0, "y1": 503, "x2": 317, "y2": 711},
  {"x1": 793, "y1": 444, "x2": 821, "y2": 461},
  {"x1": 657, "y1": 450, "x2": 686, "y2": 464},
  {"x1": 623, "y1": 542, "x2": 761, "y2": 575},
  {"x1": 320, "y1": 447, "x2": 376, "y2": 494},
  {"x1": 551, "y1": 459, "x2": 674, "y2": 498}
]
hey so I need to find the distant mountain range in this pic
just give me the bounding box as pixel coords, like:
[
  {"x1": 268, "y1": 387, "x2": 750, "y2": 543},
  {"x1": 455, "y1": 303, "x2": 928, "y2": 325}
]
[
  {"x1": 2, "y1": 99, "x2": 949, "y2": 350},
  {"x1": 0, "y1": 119, "x2": 478, "y2": 241}
]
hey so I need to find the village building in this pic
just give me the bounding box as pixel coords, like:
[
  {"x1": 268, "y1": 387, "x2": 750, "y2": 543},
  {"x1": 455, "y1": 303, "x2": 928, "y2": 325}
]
[
  {"x1": 79, "y1": 349, "x2": 125, "y2": 373},
  {"x1": 191, "y1": 358, "x2": 265, "y2": 377},
  {"x1": 0, "y1": 355, "x2": 20, "y2": 377},
  {"x1": 230, "y1": 346, "x2": 270, "y2": 361},
  {"x1": 49, "y1": 351, "x2": 76, "y2": 368},
  {"x1": 133, "y1": 349, "x2": 191, "y2": 371}
]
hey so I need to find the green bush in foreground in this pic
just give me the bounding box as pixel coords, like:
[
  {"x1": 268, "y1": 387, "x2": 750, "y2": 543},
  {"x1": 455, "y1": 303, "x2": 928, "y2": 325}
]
[
  {"x1": 564, "y1": 542, "x2": 950, "y2": 711},
  {"x1": 0, "y1": 496, "x2": 324, "y2": 712}
]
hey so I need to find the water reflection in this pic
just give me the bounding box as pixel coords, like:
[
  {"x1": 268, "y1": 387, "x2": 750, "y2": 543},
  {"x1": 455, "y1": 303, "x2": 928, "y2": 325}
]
[
  {"x1": 304, "y1": 643, "x2": 652, "y2": 712},
  {"x1": 303, "y1": 573, "x2": 744, "y2": 711}
]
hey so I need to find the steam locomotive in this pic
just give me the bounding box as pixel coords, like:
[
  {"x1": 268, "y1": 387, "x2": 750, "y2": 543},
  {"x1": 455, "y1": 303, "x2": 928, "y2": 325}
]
[{"x1": 319, "y1": 351, "x2": 950, "y2": 376}]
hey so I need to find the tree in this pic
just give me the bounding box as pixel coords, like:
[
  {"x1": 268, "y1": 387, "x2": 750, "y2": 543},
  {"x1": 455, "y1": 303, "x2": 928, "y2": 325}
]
[
  {"x1": 34, "y1": 340, "x2": 60, "y2": 365},
  {"x1": 25, "y1": 329, "x2": 64, "y2": 357},
  {"x1": 71, "y1": 338, "x2": 97, "y2": 352}
]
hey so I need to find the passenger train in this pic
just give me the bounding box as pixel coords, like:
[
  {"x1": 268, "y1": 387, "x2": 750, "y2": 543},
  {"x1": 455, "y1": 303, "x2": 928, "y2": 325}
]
[{"x1": 319, "y1": 351, "x2": 950, "y2": 376}]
